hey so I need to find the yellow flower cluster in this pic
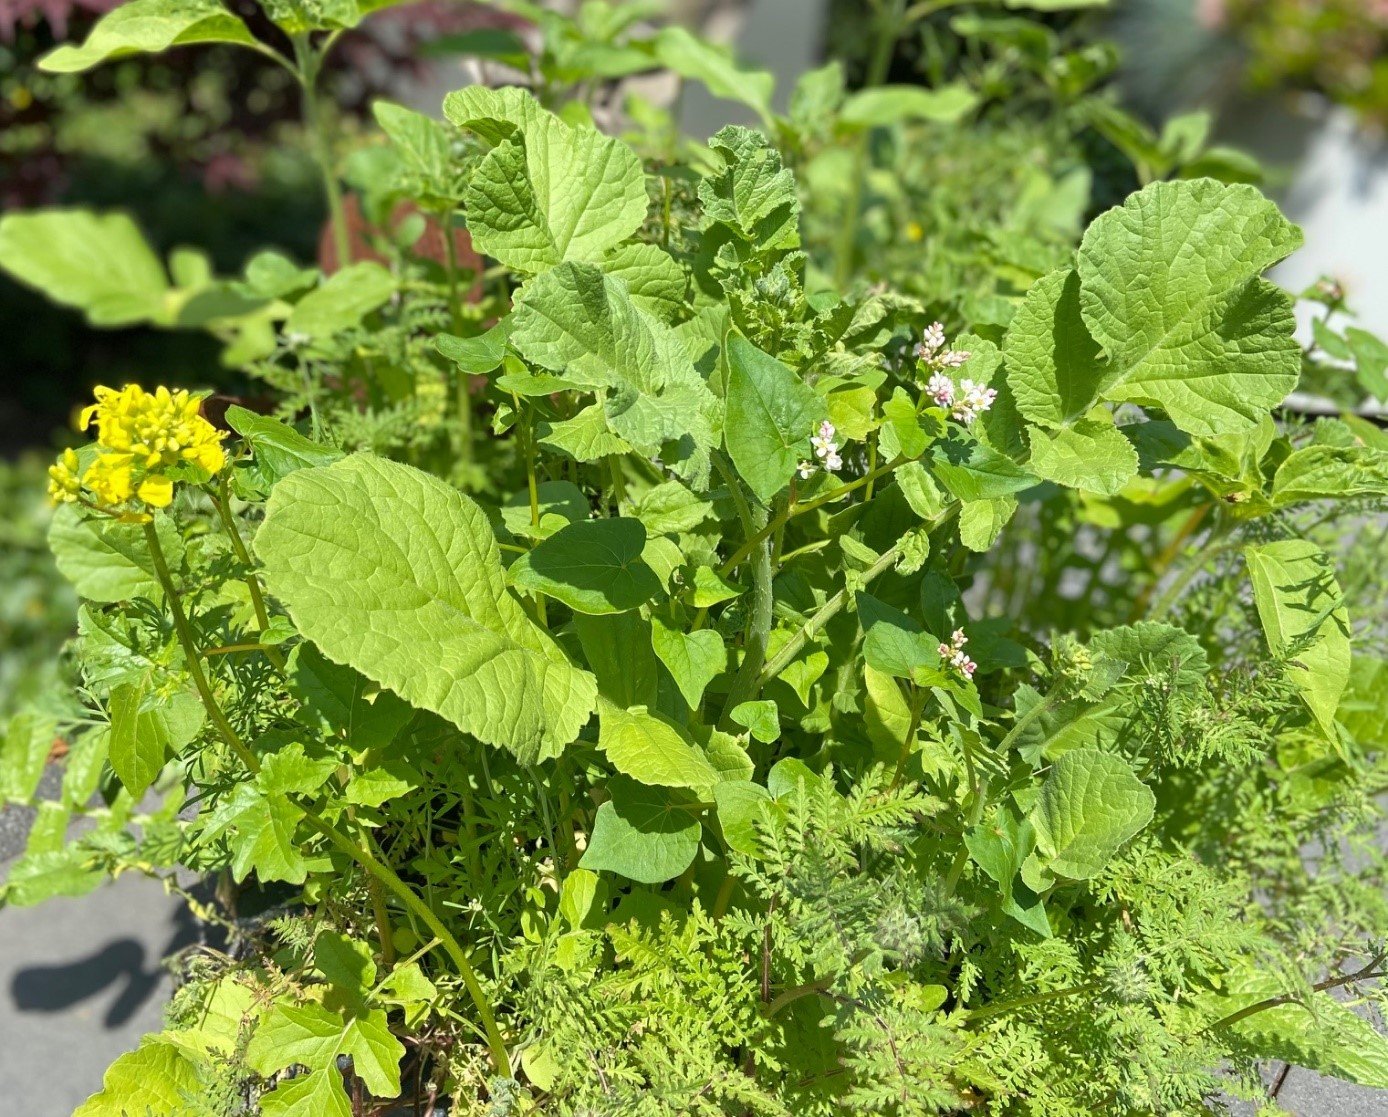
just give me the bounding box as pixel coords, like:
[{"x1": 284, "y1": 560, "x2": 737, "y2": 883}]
[{"x1": 48, "y1": 385, "x2": 226, "y2": 512}]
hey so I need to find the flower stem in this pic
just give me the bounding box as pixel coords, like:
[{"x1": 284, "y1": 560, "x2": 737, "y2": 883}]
[
  {"x1": 140, "y1": 521, "x2": 512, "y2": 1076},
  {"x1": 213, "y1": 473, "x2": 285, "y2": 672}
]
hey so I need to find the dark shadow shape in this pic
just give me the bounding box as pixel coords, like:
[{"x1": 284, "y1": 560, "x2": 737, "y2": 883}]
[{"x1": 9, "y1": 888, "x2": 202, "y2": 1028}]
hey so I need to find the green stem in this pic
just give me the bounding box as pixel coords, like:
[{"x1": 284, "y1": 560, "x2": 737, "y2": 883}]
[
  {"x1": 718, "y1": 455, "x2": 906, "y2": 579},
  {"x1": 301, "y1": 813, "x2": 511, "y2": 1073},
  {"x1": 444, "y1": 224, "x2": 474, "y2": 467},
  {"x1": 833, "y1": 0, "x2": 906, "y2": 288},
  {"x1": 716, "y1": 457, "x2": 772, "y2": 724},
  {"x1": 142, "y1": 522, "x2": 260, "y2": 776},
  {"x1": 759, "y1": 502, "x2": 959, "y2": 685},
  {"x1": 963, "y1": 981, "x2": 1102, "y2": 1022},
  {"x1": 1203, "y1": 952, "x2": 1387, "y2": 1034},
  {"x1": 213, "y1": 474, "x2": 285, "y2": 672},
  {"x1": 141, "y1": 521, "x2": 511, "y2": 1076},
  {"x1": 293, "y1": 34, "x2": 350, "y2": 270}
]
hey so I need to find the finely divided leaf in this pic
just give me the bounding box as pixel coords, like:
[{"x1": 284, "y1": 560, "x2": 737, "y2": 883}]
[{"x1": 254, "y1": 454, "x2": 596, "y2": 762}]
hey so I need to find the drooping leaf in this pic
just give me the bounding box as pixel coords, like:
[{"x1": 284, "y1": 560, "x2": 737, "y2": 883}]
[
  {"x1": 246, "y1": 1001, "x2": 404, "y2": 1099},
  {"x1": 958, "y1": 497, "x2": 1017, "y2": 552},
  {"x1": 597, "y1": 699, "x2": 719, "y2": 789},
  {"x1": 1089, "y1": 622, "x2": 1209, "y2": 689},
  {"x1": 1076, "y1": 179, "x2": 1303, "y2": 436},
  {"x1": 226, "y1": 405, "x2": 343, "y2": 487},
  {"x1": 1030, "y1": 748, "x2": 1155, "y2": 879},
  {"x1": 1027, "y1": 419, "x2": 1139, "y2": 495},
  {"x1": 48, "y1": 504, "x2": 183, "y2": 603},
  {"x1": 1271, "y1": 445, "x2": 1388, "y2": 507},
  {"x1": 698, "y1": 127, "x2": 800, "y2": 252},
  {"x1": 510, "y1": 517, "x2": 661, "y2": 615},
  {"x1": 724, "y1": 334, "x2": 825, "y2": 504},
  {"x1": 73, "y1": 1039, "x2": 210, "y2": 1117},
  {"x1": 1004, "y1": 267, "x2": 1110, "y2": 428},
  {"x1": 602, "y1": 242, "x2": 686, "y2": 321},
  {"x1": 653, "y1": 27, "x2": 774, "y2": 122},
  {"x1": 284, "y1": 262, "x2": 395, "y2": 340},
  {"x1": 39, "y1": 0, "x2": 256, "y2": 74},
  {"x1": 1245, "y1": 540, "x2": 1351, "y2": 739},
  {"x1": 712, "y1": 780, "x2": 772, "y2": 857},
  {"x1": 631, "y1": 480, "x2": 713, "y2": 536},
  {"x1": 580, "y1": 775, "x2": 702, "y2": 883},
  {"x1": 108, "y1": 675, "x2": 204, "y2": 798},
  {"x1": 0, "y1": 711, "x2": 59, "y2": 805},
  {"x1": 255, "y1": 454, "x2": 596, "y2": 762},
  {"x1": 840, "y1": 83, "x2": 978, "y2": 127},
  {"x1": 511, "y1": 262, "x2": 716, "y2": 481},
  {"x1": 0, "y1": 210, "x2": 168, "y2": 325}
]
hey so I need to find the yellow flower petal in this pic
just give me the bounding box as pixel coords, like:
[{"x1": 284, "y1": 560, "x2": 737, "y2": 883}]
[{"x1": 137, "y1": 474, "x2": 175, "y2": 508}]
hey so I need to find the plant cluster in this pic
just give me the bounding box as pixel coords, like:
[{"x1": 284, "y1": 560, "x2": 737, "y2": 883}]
[{"x1": 2, "y1": 2, "x2": 1388, "y2": 1116}]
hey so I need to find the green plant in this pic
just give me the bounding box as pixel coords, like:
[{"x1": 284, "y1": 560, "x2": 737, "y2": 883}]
[{"x1": 2, "y1": 2, "x2": 1388, "y2": 1115}]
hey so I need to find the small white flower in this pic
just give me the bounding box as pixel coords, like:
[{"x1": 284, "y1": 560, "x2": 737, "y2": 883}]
[
  {"x1": 811, "y1": 420, "x2": 841, "y2": 472},
  {"x1": 915, "y1": 321, "x2": 946, "y2": 360},
  {"x1": 926, "y1": 373, "x2": 956, "y2": 408},
  {"x1": 937, "y1": 348, "x2": 971, "y2": 369},
  {"x1": 937, "y1": 629, "x2": 977, "y2": 678},
  {"x1": 950, "y1": 379, "x2": 998, "y2": 425},
  {"x1": 798, "y1": 460, "x2": 815, "y2": 480}
]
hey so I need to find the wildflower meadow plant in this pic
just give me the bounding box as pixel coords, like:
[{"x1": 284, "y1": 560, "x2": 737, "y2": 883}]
[{"x1": 0, "y1": 3, "x2": 1386, "y2": 1116}]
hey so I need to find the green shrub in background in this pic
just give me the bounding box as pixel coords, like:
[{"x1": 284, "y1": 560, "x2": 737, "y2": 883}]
[{"x1": 1, "y1": 1, "x2": 1388, "y2": 1115}]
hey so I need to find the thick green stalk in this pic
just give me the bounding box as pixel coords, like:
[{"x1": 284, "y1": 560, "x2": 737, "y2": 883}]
[
  {"x1": 444, "y1": 224, "x2": 475, "y2": 467},
  {"x1": 833, "y1": 0, "x2": 906, "y2": 287},
  {"x1": 141, "y1": 521, "x2": 512, "y2": 1076},
  {"x1": 292, "y1": 34, "x2": 351, "y2": 270}
]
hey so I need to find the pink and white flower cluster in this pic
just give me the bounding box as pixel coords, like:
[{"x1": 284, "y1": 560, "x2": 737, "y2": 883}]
[
  {"x1": 915, "y1": 323, "x2": 995, "y2": 425},
  {"x1": 938, "y1": 629, "x2": 977, "y2": 678},
  {"x1": 799, "y1": 420, "x2": 843, "y2": 479},
  {"x1": 915, "y1": 321, "x2": 971, "y2": 371}
]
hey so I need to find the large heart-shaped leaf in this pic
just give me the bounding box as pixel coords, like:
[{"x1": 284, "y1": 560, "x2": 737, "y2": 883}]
[{"x1": 255, "y1": 454, "x2": 596, "y2": 762}]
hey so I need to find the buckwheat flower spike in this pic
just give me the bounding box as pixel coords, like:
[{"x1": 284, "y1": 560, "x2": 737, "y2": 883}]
[
  {"x1": 951, "y1": 379, "x2": 998, "y2": 426},
  {"x1": 926, "y1": 373, "x2": 956, "y2": 409},
  {"x1": 938, "y1": 629, "x2": 977, "y2": 678},
  {"x1": 52, "y1": 384, "x2": 227, "y2": 514},
  {"x1": 915, "y1": 321, "x2": 946, "y2": 361},
  {"x1": 915, "y1": 321, "x2": 971, "y2": 374},
  {"x1": 811, "y1": 420, "x2": 843, "y2": 473}
]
